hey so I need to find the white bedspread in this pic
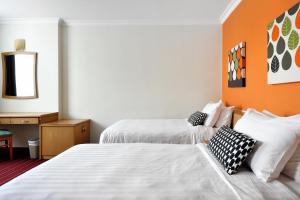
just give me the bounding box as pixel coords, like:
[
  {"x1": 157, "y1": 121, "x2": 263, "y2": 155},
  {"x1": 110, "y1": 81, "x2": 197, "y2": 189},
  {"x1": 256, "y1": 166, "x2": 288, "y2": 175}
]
[
  {"x1": 100, "y1": 119, "x2": 218, "y2": 144},
  {"x1": 0, "y1": 144, "x2": 299, "y2": 200}
]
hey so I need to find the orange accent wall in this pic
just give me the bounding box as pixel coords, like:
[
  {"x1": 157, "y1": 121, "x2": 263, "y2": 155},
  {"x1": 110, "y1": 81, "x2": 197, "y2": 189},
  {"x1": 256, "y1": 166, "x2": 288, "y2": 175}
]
[{"x1": 222, "y1": 0, "x2": 300, "y2": 116}]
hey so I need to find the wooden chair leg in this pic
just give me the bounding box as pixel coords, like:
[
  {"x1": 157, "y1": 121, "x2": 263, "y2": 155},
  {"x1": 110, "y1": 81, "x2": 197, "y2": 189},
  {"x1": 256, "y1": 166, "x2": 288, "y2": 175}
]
[{"x1": 9, "y1": 137, "x2": 13, "y2": 160}]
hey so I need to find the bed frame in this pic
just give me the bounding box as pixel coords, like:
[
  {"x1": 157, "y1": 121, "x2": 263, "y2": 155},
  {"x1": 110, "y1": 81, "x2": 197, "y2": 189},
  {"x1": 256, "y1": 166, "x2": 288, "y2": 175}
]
[{"x1": 231, "y1": 108, "x2": 244, "y2": 128}]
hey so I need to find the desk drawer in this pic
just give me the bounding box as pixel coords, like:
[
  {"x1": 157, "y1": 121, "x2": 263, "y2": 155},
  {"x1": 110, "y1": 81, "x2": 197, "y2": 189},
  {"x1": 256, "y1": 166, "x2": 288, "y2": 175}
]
[
  {"x1": 11, "y1": 118, "x2": 39, "y2": 124},
  {"x1": 0, "y1": 118, "x2": 11, "y2": 124}
]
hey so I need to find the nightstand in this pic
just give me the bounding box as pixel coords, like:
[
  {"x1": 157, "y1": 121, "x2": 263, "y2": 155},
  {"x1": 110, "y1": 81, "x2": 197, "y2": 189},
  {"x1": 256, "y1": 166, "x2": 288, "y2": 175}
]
[{"x1": 39, "y1": 119, "x2": 90, "y2": 159}]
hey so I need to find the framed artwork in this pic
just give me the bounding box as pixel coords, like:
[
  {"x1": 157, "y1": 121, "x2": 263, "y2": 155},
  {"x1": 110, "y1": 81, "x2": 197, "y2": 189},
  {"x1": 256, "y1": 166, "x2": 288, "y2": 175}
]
[
  {"x1": 267, "y1": 2, "x2": 300, "y2": 84},
  {"x1": 228, "y1": 42, "x2": 246, "y2": 87}
]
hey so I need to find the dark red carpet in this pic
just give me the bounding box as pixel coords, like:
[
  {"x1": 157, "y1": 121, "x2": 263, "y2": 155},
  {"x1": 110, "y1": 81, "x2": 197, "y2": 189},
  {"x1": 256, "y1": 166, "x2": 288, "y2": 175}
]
[
  {"x1": 0, "y1": 148, "x2": 46, "y2": 186},
  {"x1": 0, "y1": 159, "x2": 46, "y2": 186}
]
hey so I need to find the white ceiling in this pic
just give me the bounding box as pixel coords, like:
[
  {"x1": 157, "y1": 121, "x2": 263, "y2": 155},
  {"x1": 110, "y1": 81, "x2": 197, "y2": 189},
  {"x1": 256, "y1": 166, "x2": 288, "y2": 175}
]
[{"x1": 0, "y1": 0, "x2": 234, "y2": 24}]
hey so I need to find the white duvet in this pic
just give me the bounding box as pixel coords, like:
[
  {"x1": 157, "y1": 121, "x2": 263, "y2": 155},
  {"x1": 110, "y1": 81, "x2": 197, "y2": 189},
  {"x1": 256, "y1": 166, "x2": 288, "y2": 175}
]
[
  {"x1": 100, "y1": 119, "x2": 218, "y2": 144},
  {"x1": 0, "y1": 143, "x2": 299, "y2": 200}
]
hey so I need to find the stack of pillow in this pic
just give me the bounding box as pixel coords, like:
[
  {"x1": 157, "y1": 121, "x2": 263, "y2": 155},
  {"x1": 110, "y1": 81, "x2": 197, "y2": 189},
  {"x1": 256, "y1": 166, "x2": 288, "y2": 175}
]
[
  {"x1": 207, "y1": 108, "x2": 300, "y2": 183},
  {"x1": 187, "y1": 100, "x2": 235, "y2": 128},
  {"x1": 262, "y1": 110, "x2": 300, "y2": 183}
]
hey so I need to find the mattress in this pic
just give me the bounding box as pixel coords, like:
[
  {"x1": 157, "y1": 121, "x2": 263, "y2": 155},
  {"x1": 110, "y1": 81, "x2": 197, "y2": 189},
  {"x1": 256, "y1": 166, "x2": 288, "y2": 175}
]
[
  {"x1": 0, "y1": 143, "x2": 299, "y2": 200},
  {"x1": 100, "y1": 119, "x2": 218, "y2": 144}
]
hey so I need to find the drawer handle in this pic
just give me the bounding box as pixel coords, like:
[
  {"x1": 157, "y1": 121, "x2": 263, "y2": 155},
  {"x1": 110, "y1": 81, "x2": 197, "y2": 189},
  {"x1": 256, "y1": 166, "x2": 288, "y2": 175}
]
[
  {"x1": 81, "y1": 127, "x2": 86, "y2": 133},
  {"x1": 22, "y1": 120, "x2": 30, "y2": 123}
]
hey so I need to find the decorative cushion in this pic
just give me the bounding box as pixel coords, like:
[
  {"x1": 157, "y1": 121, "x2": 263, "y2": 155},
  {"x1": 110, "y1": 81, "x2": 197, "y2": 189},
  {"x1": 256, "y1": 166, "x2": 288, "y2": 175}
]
[
  {"x1": 207, "y1": 125, "x2": 256, "y2": 175},
  {"x1": 187, "y1": 111, "x2": 207, "y2": 126}
]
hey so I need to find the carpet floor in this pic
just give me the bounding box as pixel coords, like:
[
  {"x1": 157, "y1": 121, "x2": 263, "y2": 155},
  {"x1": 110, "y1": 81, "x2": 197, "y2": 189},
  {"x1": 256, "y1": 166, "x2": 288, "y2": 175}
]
[{"x1": 0, "y1": 148, "x2": 46, "y2": 186}]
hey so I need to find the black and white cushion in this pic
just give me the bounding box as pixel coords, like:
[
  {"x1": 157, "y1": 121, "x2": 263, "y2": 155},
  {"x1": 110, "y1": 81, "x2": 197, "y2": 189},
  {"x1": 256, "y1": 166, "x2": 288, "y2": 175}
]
[
  {"x1": 187, "y1": 111, "x2": 207, "y2": 126},
  {"x1": 207, "y1": 125, "x2": 256, "y2": 175}
]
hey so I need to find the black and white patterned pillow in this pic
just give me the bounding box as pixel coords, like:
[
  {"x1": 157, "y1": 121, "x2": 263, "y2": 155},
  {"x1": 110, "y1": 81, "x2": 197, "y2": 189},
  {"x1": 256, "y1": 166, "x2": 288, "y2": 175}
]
[
  {"x1": 188, "y1": 111, "x2": 208, "y2": 126},
  {"x1": 207, "y1": 125, "x2": 256, "y2": 175}
]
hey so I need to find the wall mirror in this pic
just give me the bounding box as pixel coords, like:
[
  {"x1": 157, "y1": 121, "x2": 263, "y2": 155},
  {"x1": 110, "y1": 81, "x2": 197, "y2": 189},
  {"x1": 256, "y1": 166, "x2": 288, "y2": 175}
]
[{"x1": 1, "y1": 52, "x2": 38, "y2": 99}]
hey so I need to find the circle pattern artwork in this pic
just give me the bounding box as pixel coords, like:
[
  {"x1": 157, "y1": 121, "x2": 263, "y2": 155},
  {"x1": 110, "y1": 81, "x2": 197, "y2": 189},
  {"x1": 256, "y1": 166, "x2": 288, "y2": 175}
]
[
  {"x1": 227, "y1": 42, "x2": 246, "y2": 87},
  {"x1": 267, "y1": 2, "x2": 300, "y2": 84}
]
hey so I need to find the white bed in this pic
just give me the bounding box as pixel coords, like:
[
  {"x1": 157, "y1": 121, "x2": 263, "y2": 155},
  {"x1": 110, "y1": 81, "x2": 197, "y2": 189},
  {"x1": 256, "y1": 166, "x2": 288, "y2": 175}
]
[
  {"x1": 0, "y1": 143, "x2": 299, "y2": 200},
  {"x1": 100, "y1": 119, "x2": 218, "y2": 144}
]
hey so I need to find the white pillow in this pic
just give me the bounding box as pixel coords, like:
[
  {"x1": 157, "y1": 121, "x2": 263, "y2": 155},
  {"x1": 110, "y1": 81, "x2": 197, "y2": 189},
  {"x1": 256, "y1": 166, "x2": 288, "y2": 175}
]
[
  {"x1": 215, "y1": 106, "x2": 235, "y2": 128},
  {"x1": 262, "y1": 110, "x2": 300, "y2": 182},
  {"x1": 234, "y1": 108, "x2": 300, "y2": 182},
  {"x1": 262, "y1": 110, "x2": 280, "y2": 117},
  {"x1": 263, "y1": 110, "x2": 300, "y2": 120},
  {"x1": 202, "y1": 100, "x2": 223, "y2": 127}
]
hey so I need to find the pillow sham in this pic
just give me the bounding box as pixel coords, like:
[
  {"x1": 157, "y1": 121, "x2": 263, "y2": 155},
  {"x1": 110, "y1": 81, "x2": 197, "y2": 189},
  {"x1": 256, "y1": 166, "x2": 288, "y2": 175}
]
[
  {"x1": 187, "y1": 111, "x2": 207, "y2": 126},
  {"x1": 207, "y1": 125, "x2": 256, "y2": 175},
  {"x1": 263, "y1": 110, "x2": 300, "y2": 120},
  {"x1": 262, "y1": 110, "x2": 279, "y2": 118},
  {"x1": 262, "y1": 110, "x2": 300, "y2": 182},
  {"x1": 215, "y1": 106, "x2": 235, "y2": 128},
  {"x1": 202, "y1": 100, "x2": 223, "y2": 127},
  {"x1": 234, "y1": 109, "x2": 300, "y2": 182}
]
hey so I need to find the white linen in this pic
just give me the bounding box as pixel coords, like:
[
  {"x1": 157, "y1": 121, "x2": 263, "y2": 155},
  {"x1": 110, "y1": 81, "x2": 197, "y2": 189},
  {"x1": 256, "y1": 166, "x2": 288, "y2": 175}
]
[
  {"x1": 0, "y1": 144, "x2": 299, "y2": 200},
  {"x1": 234, "y1": 109, "x2": 300, "y2": 182},
  {"x1": 200, "y1": 145, "x2": 300, "y2": 200},
  {"x1": 215, "y1": 106, "x2": 235, "y2": 128},
  {"x1": 100, "y1": 119, "x2": 217, "y2": 144},
  {"x1": 202, "y1": 100, "x2": 223, "y2": 127},
  {"x1": 278, "y1": 175, "x2": 300, "y2": 196}
]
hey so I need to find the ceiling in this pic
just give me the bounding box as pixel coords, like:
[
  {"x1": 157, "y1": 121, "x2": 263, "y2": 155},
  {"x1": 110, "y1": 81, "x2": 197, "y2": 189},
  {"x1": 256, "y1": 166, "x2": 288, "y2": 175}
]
[{"x1": 0, "y1": 0, "x2": 234, "y2": 24}]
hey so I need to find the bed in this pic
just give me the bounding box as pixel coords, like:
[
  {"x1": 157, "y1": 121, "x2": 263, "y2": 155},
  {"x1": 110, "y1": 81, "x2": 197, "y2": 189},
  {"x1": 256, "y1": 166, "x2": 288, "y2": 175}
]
[
  {"x1": 99, "y1": 101, "x2": 235, "y2": 144},
  {"x1": 0, "y1": 143, "x2": 299, "y2": 200},
  {"x1": 100, "y1": 119, "x2": 218, "y2": 144}
]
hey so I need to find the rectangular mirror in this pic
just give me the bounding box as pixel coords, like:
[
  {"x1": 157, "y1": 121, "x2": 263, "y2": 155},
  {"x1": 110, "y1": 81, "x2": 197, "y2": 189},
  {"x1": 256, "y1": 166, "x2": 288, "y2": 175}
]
[{"x1": 1, "y1": 52, "x2": 38, "y2": 99}]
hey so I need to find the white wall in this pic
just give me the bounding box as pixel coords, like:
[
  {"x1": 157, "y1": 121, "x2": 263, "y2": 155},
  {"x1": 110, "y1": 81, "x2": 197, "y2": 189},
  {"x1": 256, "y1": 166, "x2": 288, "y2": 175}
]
[
  {"x1": 62, "y1": 24, "x2": 221, "y2": 142},
  {"x1": 0, "y1": 21, "x2": 60, "y2": 112},
  {"x1": 0, "y1": 20, "x2": 222, "y2": 146},
  {"x1": 0, "y1": 20, "x2": 61, "y2": 146}
]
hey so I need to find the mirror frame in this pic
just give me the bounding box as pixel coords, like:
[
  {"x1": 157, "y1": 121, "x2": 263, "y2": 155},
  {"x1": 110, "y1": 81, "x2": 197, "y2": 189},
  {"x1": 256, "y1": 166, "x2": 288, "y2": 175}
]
[{"x1": 1, "y1": 51, "x2": 38, "y2": 99}]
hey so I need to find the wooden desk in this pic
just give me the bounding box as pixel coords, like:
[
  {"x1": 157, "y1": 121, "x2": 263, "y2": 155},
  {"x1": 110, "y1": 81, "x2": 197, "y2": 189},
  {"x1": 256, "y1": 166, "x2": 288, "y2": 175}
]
[{"x1": 0, "y1": 112, "x2": 59, "y2": 125}]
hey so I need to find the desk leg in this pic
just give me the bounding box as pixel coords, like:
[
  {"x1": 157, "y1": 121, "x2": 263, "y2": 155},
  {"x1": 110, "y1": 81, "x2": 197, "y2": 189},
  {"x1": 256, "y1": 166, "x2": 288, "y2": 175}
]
[
  {"x1": 9, "y1": 136, "x2": 13, "y2": 160},
  {"x1": 39, "y1": 126, "x2": 42, "y2": 159}
]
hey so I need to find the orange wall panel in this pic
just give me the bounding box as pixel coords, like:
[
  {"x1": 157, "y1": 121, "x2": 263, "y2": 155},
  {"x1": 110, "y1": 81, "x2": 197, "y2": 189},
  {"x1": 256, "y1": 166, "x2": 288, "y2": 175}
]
[{"x1": 222, "y1": 0, "x2": 300, "y2": 116}]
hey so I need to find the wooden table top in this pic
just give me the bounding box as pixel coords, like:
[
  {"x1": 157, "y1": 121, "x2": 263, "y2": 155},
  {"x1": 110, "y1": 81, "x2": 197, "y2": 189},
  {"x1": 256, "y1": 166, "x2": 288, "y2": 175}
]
[{"x1": 0, "y1": 112, "x2": 58, "y2": 118}]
